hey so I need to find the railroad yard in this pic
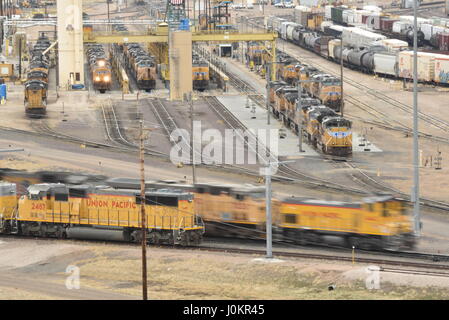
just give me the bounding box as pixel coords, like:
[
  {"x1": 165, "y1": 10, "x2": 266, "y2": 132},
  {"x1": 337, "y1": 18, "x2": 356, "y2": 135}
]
[{"x1": 0, "y1": 0, "x2": 448, "y2": 302}]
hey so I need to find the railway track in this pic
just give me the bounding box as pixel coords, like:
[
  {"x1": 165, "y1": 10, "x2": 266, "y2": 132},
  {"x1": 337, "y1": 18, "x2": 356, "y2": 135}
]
[
  {"x1": 101, "y1": 101, "x2": 167, "y2": 157},
  {"x1": 277, "y1": 38, "x2": 449, "y2": 142},
  {"x1": 2, "y1": 233, "x2": 449, "y2": 273},
  {"x1": 202, "y1": 50, "x2": 449, "y2": 211},
  {"x1": 245, "y1": 18, "x2": 449, "y2": 144}
]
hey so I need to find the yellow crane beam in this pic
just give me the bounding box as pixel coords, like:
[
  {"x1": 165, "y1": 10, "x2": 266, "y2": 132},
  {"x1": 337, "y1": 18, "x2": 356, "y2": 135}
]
[{"x1": 84, "y1": 32, "x2": 277, "y2": 43}]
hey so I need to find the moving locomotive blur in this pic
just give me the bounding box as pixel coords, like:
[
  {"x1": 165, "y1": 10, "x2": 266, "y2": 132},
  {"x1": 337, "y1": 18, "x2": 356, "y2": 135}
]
[
  {"x1": 0, "y1": 181, "x2": 204, "y2": 246},
  {"x1": 0, "y1": 171, "x2": 418, "y2": 250},
  {"x1": 106, "y1": 178, "x2": 416, "y2": 251}
]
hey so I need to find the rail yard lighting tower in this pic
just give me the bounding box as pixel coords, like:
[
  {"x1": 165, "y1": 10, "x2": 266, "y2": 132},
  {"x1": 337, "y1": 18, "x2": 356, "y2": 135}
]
[{"x1": 412, "y1": 0, "x2": 421, "y2": 236}]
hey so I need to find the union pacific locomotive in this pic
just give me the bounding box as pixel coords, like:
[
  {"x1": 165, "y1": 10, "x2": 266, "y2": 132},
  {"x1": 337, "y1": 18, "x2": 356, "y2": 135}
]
[
  {"x1": 0, "y1": 181, "x2": 204, "y2": 246},
  {"x1": 86, "y1": 44, "x2": 112, "y2": 93},
  {"x1": 0, "y1": 171, "x2": 417, "y2": 251}
]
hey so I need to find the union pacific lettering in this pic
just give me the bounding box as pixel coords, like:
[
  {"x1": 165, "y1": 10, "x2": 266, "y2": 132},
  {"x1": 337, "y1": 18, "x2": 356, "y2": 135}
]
[{"x1": 87, "y1": 198, "x2": 137, "y2": 209}]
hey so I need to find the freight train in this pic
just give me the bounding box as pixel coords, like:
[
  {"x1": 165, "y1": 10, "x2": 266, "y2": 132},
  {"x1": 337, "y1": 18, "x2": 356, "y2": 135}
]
[
  {"x1": 86, "y1": 44, "x2": 112, "y2": 93},
  {"x1": 24, "y1": 34, "x2": 51, "y2": 115},
  {"x1": 266, "y1": 15, "x2": 449, "y2": 85},
  {"x1": 0, "y1": 170, "x2": 417, "y2": 251},
  {"x1": 0, "y1": 181, "x2": 204, "y2": 246}
]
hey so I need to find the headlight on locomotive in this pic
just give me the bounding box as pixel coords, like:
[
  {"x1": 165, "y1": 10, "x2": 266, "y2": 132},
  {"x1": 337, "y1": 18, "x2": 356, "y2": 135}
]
[
  {"x1": 95, "y1": 76, "x2": 100, "y2": 82},
  {"x1": 104, "y1": 75, "x2": 110, "y2": 82}
]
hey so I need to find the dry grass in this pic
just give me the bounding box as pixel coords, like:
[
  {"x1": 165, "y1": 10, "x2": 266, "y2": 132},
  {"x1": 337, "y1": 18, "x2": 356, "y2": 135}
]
[
  {"x1": 69, "y1": 247, "x2": 449, "y2": 300},
  {"x1": 0, "y1": 286, "x2": 60, "y2": 300}
]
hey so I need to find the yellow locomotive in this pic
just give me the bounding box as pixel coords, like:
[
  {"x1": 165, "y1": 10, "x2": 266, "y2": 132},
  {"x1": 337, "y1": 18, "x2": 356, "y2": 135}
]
[
  {"x1": 246, "y1": 42, "x2": 264, "y2": 69},
  {"x1": 298, "y1": 66, "x2": 342, "y2": 112},
  {"x1": 86, "y1": 44, "x2": 112, "y2": 93},
  {"x1": 122, "y1": 43, "x2": 157, "y2": 91},
  {"x1": 24, "y1": 36, "x2": 51, "y2": 115},
  {"x1": 0, "y1": 182, "x2": 204, "y2": 246},
  {"x1": 192, "y1": 57, "x2": 210, "y2": 91},
  {"x1": 279, "y1": 195, "x2": 415, "y2": 250},
  {"x1": 24, "y1": 80, "x2": 47, "y2": 115},
  {"x1": 303, "y1": 105, "x2": 352, "y2": 156},
  {"x1": 0, "y1": 174, "x2": 417, "y2": 250}
]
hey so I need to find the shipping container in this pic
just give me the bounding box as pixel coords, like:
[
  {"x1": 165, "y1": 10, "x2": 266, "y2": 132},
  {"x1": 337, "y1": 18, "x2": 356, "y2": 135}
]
[
  {"x1": 398, "y1": 51, "x2": 436, "y2": 81},
  {"x1": 342, "y1": 27, "x2": 387, "y2": 49},
  {"x1": 380, "y1": 18, "x2": 398, "y2": 32},
  {"x1": 434, "y1": 54, "x2": 449, "y2": 84},
  {"x1": 438, "y1": 33, "x2": 449, "y2": 51},
  {"x1": 373, "y1": 52, "x2": 397, "y2": 76},
  {"x1": 374, "y1": 39, "x2": 408, "y2": 52},
  {"x1": 295, "y1": 5, "x2": 311, "y2": 26},
  {"x1": 331, "y1": 6, "x2": 348, "y2": 25},
  {"x1": 392, "y1": 21, "x2": 411, "y2": 34}
]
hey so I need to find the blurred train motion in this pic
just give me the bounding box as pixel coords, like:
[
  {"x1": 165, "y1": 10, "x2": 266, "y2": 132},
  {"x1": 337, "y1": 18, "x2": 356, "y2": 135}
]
[
  {"x1": 0, "y1": 169, "x2": 417, "y2": 251},
  {"x1": 0, "y1": 181, "x2": 204, "y2": 246},
  {"x1": 24, "y1": 34, "x2": 51, "y2": 115},
  {"x1": 86, "y1": 44, "x2": 112, "y2": 93}
]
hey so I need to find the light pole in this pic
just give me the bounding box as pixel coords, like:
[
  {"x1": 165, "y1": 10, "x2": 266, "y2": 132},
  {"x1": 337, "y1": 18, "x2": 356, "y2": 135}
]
[
  {"x1": 412, "y1": 0, "x2": 420, "y2": 236},
  {"x1": 339, "y1": 38, "x2": 344, "y2": 116}
]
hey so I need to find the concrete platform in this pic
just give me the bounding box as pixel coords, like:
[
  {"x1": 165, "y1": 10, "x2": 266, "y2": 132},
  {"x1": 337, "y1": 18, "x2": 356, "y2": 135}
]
[
  {"x1": 217, "y1": 95, "x2": 318, "y2": 159},
  {"x1": 216, "y1": 95, "x2": 382, "y2": 157}
]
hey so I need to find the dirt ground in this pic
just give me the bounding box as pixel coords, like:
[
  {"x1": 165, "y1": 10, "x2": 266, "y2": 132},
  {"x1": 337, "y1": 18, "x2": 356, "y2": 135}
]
[{"x1": 0, "y1": 237, "x2": 448, "y2": 300}]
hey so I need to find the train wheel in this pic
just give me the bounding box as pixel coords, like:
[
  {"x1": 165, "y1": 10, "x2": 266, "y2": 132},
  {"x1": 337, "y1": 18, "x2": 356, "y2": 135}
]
[
  {"x1": 123, "y1": 229, "x2": 132, "y2": 242},
  {"x1": 150, "y1": 232, "x2": 161, "y2": 245},
  {"x1": 179, "y1": 232, "x2": 191, "y2": 246}
]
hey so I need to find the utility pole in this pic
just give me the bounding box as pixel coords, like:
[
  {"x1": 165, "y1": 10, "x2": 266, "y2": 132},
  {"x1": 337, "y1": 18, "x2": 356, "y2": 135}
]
[
  {"x1": 412, "y1": 0, "x2": 420, "y2": 236},
  {"x1": 139, "y1": 120, "x2": 148, "y2": 301},
  {"x1": 265, "y1": 160, "x2": 272, "y2": 259},
  {"x1": 340, "y1": 38, "x2": 344, "y2": 116}
]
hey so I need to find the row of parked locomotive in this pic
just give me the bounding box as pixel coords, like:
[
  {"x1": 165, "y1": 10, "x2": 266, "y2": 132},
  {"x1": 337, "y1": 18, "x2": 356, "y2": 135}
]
[
  {"x1": 24, "y1": 34, "x2": 51, "y2": 116},
  {"x1": 269, "y1": 77, "x2": 352, "y2": 156},
  {"x1": 112, "y1": 23, "x2": 157, "y2": 92},
  {"x1": 266, "y1": 15, "x2": 449, "y2": 85},
  {"x1": 86, "y1": 44, "x2": 112, "y2": 93},
  {"x1": 0, "y1": 169, "x2": 417, "y2": 251}
]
